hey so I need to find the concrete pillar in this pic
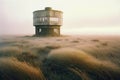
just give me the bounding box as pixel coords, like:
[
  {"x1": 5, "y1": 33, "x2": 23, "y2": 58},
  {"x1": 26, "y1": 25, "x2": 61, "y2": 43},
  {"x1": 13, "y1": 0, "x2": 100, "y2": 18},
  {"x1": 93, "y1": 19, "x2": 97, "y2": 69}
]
[
  {"x1": 35, "y1": 27, "x2": 39, "y2": 35},
  {"x1": 58, "y1": 28, "x2": 60, "y2": 36}
]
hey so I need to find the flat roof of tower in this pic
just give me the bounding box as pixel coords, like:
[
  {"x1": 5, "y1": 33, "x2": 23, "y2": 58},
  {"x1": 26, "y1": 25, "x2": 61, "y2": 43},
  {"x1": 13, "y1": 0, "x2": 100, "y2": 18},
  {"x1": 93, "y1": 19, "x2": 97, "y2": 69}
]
[{"x1": 33, "y1": 7, "x2": 63, "y2": 13}]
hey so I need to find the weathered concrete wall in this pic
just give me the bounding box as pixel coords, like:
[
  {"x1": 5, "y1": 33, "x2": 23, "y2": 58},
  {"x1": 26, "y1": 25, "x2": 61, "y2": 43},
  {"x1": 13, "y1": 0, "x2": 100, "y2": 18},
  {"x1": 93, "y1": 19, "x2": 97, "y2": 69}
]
[
  {"x1": 33, "y1": 11, "x2": 49, "y2": 25},
  {"x1": 33, "y1": 8, "x2": 63, "y2": 26},
  {"x1": 33, "y1": 7, "x2": 62, "y2": 36}
]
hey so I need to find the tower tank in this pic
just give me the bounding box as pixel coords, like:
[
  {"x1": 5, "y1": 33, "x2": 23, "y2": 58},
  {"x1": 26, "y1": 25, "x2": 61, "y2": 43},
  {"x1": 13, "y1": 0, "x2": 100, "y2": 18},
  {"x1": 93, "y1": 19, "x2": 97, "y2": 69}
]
[{"x1": 33, "y1": 7, "x2": 63, "y2": 36}]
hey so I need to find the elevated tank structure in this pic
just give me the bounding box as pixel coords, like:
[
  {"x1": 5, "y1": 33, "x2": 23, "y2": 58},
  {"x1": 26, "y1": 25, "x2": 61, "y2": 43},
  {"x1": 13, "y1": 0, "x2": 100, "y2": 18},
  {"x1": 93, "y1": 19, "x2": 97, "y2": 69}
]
[{"x1": 33, "y1": 7, "x2": 63, "y2": 36}]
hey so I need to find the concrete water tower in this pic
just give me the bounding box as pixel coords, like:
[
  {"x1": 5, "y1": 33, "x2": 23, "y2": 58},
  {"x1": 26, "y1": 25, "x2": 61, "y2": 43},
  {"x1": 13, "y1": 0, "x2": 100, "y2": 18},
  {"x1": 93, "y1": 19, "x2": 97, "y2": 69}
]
[{"x1": 33, "y1": 7, "x2": 63, "y2": 36}]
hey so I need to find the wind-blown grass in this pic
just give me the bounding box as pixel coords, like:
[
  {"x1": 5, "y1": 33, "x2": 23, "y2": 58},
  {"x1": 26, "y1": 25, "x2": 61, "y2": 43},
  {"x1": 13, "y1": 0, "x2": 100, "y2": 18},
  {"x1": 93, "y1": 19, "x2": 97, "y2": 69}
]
[
  {"x1": 0, "y1": 35, "x2": 120, "y2": 80},
  {"x1": 0, "y1": 47, "x2": 22, "y2": 57},
  {"x1": 0, "y1": 57, "x2": 45, "y2": 80},
  {"x1": 46, "y1": 48, "x2": 120, "y2": 80}
]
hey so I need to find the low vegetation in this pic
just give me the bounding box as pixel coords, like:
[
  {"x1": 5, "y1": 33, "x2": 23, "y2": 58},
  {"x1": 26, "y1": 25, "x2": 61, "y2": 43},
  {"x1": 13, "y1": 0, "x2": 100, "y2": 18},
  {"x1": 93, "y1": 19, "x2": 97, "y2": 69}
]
[{"x1": 0, "y1": 35, "x2": 120, "y2": 80}]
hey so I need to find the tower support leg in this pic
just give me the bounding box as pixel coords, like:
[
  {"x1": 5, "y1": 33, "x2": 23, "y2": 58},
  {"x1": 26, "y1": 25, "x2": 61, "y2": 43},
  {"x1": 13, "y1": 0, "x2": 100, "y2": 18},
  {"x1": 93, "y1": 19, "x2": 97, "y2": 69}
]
[
  {"x1": 58, "y1": 28, "x2": 60, "y2": 36},
  {"x1": 35, "y1": 27, "x2": 39, "y2": 36}
]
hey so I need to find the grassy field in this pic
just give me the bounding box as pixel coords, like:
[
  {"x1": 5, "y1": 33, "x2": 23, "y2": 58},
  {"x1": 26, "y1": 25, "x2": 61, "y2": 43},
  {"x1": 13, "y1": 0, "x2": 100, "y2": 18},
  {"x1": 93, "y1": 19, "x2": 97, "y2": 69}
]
[{"x1": 0, "y1": 35, "x2": 120, "y2": 80}]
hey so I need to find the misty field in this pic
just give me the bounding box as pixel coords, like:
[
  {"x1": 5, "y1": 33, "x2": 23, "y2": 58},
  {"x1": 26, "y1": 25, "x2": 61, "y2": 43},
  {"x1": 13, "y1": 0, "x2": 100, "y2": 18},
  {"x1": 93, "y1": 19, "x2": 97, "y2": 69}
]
[{"x1": 0, "y1": 35, "x2": 120, "y2": 80}]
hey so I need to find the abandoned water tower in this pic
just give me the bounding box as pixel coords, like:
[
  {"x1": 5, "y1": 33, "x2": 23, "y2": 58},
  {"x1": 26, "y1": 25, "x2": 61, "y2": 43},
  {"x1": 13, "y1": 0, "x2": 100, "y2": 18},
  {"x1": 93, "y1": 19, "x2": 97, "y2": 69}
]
[{"x1": 33, "y1": 7, "x2": 63, "y2": 36}]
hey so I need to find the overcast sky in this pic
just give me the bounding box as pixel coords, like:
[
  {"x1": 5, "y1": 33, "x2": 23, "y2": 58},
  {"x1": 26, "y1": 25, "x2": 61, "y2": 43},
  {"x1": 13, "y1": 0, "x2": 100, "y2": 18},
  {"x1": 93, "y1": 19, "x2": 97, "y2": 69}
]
[{"x1": 0, "y1": 0, "x2": 120, "y2": 35}]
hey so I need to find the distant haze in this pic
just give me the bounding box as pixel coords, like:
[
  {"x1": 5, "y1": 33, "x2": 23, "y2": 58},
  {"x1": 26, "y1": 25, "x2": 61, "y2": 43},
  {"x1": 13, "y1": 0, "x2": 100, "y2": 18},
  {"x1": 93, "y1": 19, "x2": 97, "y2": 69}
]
[{"x1": 0, "y1": 0, "x2": 120, "y2": 35}]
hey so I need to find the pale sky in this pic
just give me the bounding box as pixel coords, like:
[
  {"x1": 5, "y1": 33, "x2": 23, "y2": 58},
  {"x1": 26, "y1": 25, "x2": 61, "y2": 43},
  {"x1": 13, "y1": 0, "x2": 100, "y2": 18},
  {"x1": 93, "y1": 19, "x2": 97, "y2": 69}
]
[{"x1": 0, "y1": 0, "x2": 120, "y2": 35}]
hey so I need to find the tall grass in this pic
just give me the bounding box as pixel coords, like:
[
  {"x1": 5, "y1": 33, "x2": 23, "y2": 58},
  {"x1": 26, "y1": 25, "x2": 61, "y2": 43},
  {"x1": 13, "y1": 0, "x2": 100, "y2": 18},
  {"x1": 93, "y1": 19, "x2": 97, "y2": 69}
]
[
  {"x1": 16, "y1": 51, "x2": 40, "y2": 67},
  {"x1": 46, "y1": 48, "x2": 120, "y2": 80},
  {"x1": 0, "y1": 57, "x2": 45, "y2": 80},
  {"x1": 1, "y1": 35, "x2": 120, "y2": 80},
  {"x1": 0, "y1": 47, "x2": 22, "y2": 57}
]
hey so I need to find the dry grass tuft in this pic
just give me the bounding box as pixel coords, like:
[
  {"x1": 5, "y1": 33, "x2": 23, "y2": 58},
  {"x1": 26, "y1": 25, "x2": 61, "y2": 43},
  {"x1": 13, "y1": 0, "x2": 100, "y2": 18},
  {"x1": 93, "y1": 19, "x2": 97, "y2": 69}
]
[
  {"x1": 101, "y1": 42, "x2": 108, "y2": 46},
  {"x1": 91, "y1": 39, "x2": 100, "y2": 42},
  {"x1": 45, "y1": 45, "x2": 61, "y2": 49},
  {"x1": 47, "y1": 48, "x2": 120, "y2": 80},
  {"x1": 68, "y1": 67, "x2": 91, "y2": 80},
  {"x1": 71, "y1": 40, "x2": 79, "y2": 43},
  {"x1": 0, "y1": 47, "x2": 22, "y2": 57},
  {"x1": 0, "y1": 57, "x2": 45, "y2": 80},
  {"x1": 16, "y1": 51, "x2": 40, "y2": 66},
  {"x1": 32, "y1": 45, "x2": 61, "y2": 55}
]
